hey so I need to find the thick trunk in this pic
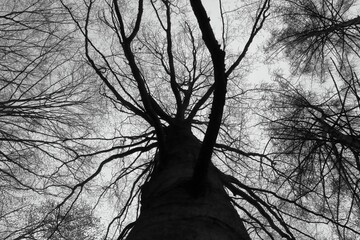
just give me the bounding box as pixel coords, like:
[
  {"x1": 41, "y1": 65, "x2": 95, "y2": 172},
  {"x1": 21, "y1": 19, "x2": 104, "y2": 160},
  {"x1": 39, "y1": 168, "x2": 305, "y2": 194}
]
[{"x1": 126, "y1": 126, "x2": 251, "y2": 240}]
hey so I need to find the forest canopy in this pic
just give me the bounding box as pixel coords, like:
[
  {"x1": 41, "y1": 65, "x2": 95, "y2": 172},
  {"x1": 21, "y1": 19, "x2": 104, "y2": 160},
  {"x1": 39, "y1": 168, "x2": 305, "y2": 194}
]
[{"x1": 0, "y1": 0, "x2": 360, "y2": 239}]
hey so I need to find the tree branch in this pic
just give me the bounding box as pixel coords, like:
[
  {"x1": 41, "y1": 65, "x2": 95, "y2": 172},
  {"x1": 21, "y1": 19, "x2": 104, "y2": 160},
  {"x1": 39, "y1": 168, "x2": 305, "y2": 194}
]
[{"x1": 190, "y1": 0, "x2": 227, "y2": 193}]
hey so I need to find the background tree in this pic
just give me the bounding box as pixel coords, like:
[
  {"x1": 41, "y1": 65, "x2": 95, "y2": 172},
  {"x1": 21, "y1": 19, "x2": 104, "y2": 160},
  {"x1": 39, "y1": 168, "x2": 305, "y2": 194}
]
[
  {"x1": 0, "y1": 0, "x2": 103, "y2": 238},
  {"x1": 266, "y1": 0, "x2": 360, "y2": 79},
  {"x1": 261, "y1": 0, "x2": 360, "y2": 239},
  {"x1": 261, "y1": 71, "x2": 360, "y2": 239},
  {"x1": 5, "y1": 200, "x2": 101, "y2": 240}
]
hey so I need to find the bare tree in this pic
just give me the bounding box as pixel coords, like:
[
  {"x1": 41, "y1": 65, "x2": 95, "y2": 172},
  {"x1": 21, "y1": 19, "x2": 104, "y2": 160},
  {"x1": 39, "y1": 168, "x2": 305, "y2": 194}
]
[
  {"x1": 261, "y1": 1, "x2": 360, "y2": 238},
  {"x1": 266, "y1": 0, "x2": 360, "y2": 79},
  {"x1": 4, "y1": 200, "x2": 100, "y2": 240},
  {"x1": 0, "y1": 0, "x2": 103, "y2": 238},
  {"x1": 261, "y1": 65, "x2": 360, "y2": 239},
  {"x1": 57, "y1": 0, "x2": 296, "y2": 239}
]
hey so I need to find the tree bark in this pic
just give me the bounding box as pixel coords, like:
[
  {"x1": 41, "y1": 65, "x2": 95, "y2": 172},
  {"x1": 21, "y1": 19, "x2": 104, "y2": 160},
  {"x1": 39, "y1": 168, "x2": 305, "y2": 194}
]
[{"x1": 126, "y1": 125, "x2": 251, "y2": 240}]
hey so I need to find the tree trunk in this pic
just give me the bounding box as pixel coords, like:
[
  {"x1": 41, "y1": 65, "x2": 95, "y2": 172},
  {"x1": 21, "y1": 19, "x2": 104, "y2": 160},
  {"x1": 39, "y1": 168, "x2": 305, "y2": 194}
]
[{"x1": 126, "y1": 125, "x2": 251, "y2": 240}]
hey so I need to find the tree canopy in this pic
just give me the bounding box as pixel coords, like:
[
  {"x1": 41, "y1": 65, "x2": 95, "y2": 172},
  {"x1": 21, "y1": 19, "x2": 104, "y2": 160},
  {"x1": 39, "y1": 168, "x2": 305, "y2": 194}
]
[{"x1": 1, "y1": 0, "x2": 360, "y2": 239}]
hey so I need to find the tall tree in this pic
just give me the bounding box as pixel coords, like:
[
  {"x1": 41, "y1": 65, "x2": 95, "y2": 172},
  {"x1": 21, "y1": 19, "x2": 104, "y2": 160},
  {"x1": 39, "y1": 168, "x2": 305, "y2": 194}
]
[{"x1": 59, "y1": 0, "x2": 285, "y2": 239}]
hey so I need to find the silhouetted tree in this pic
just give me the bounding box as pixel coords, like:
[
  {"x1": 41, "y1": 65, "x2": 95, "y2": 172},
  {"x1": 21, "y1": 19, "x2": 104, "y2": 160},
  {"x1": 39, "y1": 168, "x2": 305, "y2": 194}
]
[{"x1": 60, "y1": 0, "x2": 290, "y2": 239}]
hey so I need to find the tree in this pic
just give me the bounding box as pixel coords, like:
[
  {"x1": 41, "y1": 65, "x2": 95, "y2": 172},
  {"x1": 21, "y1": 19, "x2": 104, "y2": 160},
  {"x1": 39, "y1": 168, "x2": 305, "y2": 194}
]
[
  {"x1": 261, "y1": 70, "x2": 360, "y2": 239},
  {"x1": 23, "y1": 200, "x2": 100, "y2": 240},
  {"x1": 261, "y1": 0, "x2": 360, "y2": 239},
  {"x1": 266, "y1": 0, "x2": 360, "y2": 78},
  {"x1": 59, "y1": 0, "x2": 285, "y2": 239},
  {"x1": 0, "y1": 0, "x2": 103, "y2": 238},
  {"x1": 3, "y1": 200, "x2": 101, "y2": 240}
]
